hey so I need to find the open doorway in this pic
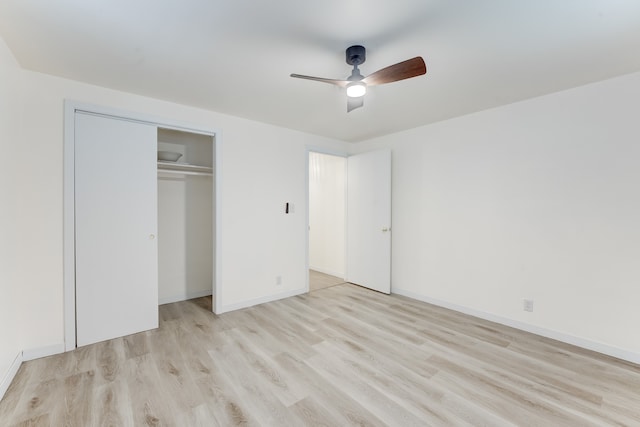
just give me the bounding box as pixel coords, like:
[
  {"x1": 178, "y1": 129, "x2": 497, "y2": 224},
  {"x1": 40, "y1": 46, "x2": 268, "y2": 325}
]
[{"x1": 308, "y1": 151, "x2": 347, "y2": 291}]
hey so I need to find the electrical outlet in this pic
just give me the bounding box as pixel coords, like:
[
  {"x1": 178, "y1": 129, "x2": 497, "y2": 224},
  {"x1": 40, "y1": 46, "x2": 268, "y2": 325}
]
[
  {"x1": 523, "y1": 299, "x2": 534, "y2": 312},
  {"x1": 276, "y1": 275, "x2": 282, "y2": 286}
]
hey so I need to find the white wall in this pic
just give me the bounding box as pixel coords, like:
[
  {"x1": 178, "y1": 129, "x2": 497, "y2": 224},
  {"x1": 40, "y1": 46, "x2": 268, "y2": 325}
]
[
  {"x1": 1, "y1": 30, "x2": 347, "y2": 367},
  {"x1": 309, "y1": 152, "x2": 346, "y2": 278},
  {"x1": 354, "y1": 71, "x2": 640, "y2": 362},
  {"x1": 158, "y1": 174, "x2": 214, "y2": 304},
  {"x1": 0, "y1": 35, "x2": 24, "y2": 398}
]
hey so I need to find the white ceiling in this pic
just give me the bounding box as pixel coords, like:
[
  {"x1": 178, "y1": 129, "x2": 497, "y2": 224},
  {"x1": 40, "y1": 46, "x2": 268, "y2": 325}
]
[{"x1": 1, "y1": 1, "x2": 639, "y2": 142}]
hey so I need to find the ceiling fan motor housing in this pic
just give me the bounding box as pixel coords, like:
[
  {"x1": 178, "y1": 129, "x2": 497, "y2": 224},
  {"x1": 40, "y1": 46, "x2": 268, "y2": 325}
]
[{"x1": 346, "y1": 45, "x2": 366, "y2": 66}]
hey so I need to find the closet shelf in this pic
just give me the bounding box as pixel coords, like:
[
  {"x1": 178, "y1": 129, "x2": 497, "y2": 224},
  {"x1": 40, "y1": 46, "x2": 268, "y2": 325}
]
[{"x1": 157, "y1": 161, "x2": 213, "y2": 176}]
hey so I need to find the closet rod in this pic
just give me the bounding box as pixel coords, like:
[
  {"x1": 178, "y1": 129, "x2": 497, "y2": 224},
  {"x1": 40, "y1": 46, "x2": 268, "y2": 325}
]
[{"x1": 157, "y1": 169, "x2": 213, "y2": 177}]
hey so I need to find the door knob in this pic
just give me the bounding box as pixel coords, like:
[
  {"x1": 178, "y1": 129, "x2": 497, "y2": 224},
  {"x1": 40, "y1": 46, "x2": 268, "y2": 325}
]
[
  {"x1": 149, "y1": 234, "x2": 156, "y2": 240},
  {"x1": 382, "y1": 228, "x2": 390, "y2": 232}
]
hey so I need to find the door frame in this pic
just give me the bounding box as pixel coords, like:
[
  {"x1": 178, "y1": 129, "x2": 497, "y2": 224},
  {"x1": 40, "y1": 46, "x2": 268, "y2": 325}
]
[
  {"x1": 305, "y1": 147, "x2": 348, "y2": 292},
  {"x1": 63, "y1": 100, "x2": 222, "y2": 351}
]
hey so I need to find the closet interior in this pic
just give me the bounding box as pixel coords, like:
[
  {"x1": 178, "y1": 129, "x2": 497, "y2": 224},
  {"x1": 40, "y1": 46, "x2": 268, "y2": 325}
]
[{"x1": 157, "y1": 127, "x2": 215, "y2": 306}]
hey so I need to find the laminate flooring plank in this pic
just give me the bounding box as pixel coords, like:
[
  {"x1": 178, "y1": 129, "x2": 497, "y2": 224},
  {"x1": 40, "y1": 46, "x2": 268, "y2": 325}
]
[
  {"x1": 506, "y1": 337, "x2": 640, "y2": 397},
  {"x1": 159, "y1": 303, "x2": 181, "y2": 322},
  {"x1": 13, "y1": 348, "x2": 84, "y2": 388},
  {"x1": 68, "y1": 342, "x2": 98, "y2": 376},
  {"x1": 429, "y1": 354, "x2": 601, "y2": 427},
  {"x1": 314, "y1": 324, "x2": 441, "y2": 396},
  {"x1": 182, "y1": 326, "x2": 261, "y2": 426},
  {"x1": 334, "y1": 301, "x2": 427, "y2": 346},
  {"x1": 420, "y1": 325, "x2": 616, "y2": 411},
  {"x1": 289, "y1": 396, "x2": 348, "y2": 427},
  {"x1": 414, "y1": 315, "x2": 620, "y2": 406},
  {"x1": 229, "y1": 326, "x2": 310, "y2": 406},
  {"x1": 435, "y1": 391, "x2": 516, "y2": 427},
  {"x1": 146, "y1": 326, "x2": 205, "y2": 416},
  {"x1": 415, "y1": 326, "x2": 630, "y2": 425},
  {"x1": 0, "y1": 364, "x2": 30, "y2": 421},
  {"x1": 2, "y1": 285, "x2": 640, "y2": 426},
  {"x1": 258, "y1": 302, "x2": 325, "y2": 347},
  {"x1": 175, "y1": 402, "x2": 241, "y2": 427},
  {"x1": 48, "y1": 370, "x2": 96, "y2": 426},
  {"x1": 278, "y1": 296, "x2": 332, "y2": 325},
  {"x1": 290, "y1": 291, "x2": 344, "y2": 317},
  {"x1": 193, "y1": 377, "x2": 259, "y2": 427},
  {"x1": 318, "y1": 316, "x2": 439, "y2": 380},
  {"x1": 123, "y1": 332, "x2": 150, "y2": 360},
  {"x1": 173, "y1": 301, "x2": 216, "y2": 336},
  {"x1": 9, "y1": 413, "x2": 50, "y2": 427},
  {"x1": 389, "y1": 302, "x2": 514, "y2": 348},
  {"x1": 472, "y1": 349, "x2": 636, "y2": 426},
  {"x1": 309, "y1": 270, "x2": 345, "y2": 292},
  {"x1": 311, "y1": 339, "x2": 467, "y2": 426},
  {"x1": 93, "y1": 337, "x2": 127, "y2": 387},
  {"x1": 436, "y1": 334, "x2": 601, "y2": 404},
  {"x1": 240, "y1": 306, "x2": 318, "y2": 360},
  {"x1": 267, "y1": 299, "x2": 328, "y2": 335},
  {"x1": 305, "y1": 348, "x2": 428, "y2": 426},
  {"x1": 277, "y1": 299, "x2": 337, "y2": 333},
  {"x1": 214, "y1": 327, "x2": 306, "y2": 407},
  {"x1": 122, "y1": 353, "x2": 177, "y2": 427},
  {"x1": 9, "y1": 376, "x2": 63, "y2": 424},
  {"x1": 90, "y1": 379, "x2": 135, "y2": 427},
  {"x1": 388, "y1": 300, "x2": 514, "y2": 347},
  {"x1": 312, "y1": 330, "x2": 481, "y2": 426},
  {"x1": 207, "y1": 331, "x2": 305, "y2": 426},
  {"x1": 418, "y1": 325, "x2": 632, "y2": 425},
  {"x1": 273, "y1": 351, "x2": 389, "y2": 427},
  {"x1": 600, "y1": 393, "x2": 640, "y2": 425},
  {"x1": 170, "y1": 324, "x2": 219, "y2": 384},
  {"x1": 315, "y1": 318, "x2": 439, "y2": 379},
  {"x1": 467, "y1": 353, "x2": 638, "y2": 426}
]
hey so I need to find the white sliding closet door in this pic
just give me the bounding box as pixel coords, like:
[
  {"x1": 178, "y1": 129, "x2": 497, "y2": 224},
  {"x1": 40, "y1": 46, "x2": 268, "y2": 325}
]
[
  {"x1": 75, "y1": 112, "x2": 158, "y2": 346},
  {"x1": 346, "y1": 149, "x2": 392, "y2": 294}
]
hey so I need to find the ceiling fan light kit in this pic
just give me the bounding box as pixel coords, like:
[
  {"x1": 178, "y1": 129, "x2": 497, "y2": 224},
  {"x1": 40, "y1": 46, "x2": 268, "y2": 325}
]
[
  {"x1": 291, "y1": 45, "x2": 426, "y2": 112},
  {"x1": 346, "y1": 82, "x2": 366, "y2": 98}
]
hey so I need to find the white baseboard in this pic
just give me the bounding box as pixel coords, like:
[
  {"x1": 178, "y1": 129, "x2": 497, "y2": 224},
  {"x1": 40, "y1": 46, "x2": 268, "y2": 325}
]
[
  {"x1": 0, "y1": 351, "x2": 23, "y2": 401},
  {"x1": 217, "y1": 288, "x2": 306, "y2": 314},
  {"x1": 159, "y1": 289, "x2": 213, "y2": 305},
  {"x1": 22, "y1": 343, "x2": 65, "y2": 362},
  {"x1": 309, "y1": 266, "x2": 345, "y2": 279},
  {"x1": 393, "y1": 287, "x2": 640, "y2": 365}
]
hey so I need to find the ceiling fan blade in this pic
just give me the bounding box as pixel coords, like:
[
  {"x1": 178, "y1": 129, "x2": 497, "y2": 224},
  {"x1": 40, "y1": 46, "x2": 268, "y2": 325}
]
[
  {"x1": 362, "y1": 57, "x2": 426, "y2": 86},
  {"x1": 347, "y1": 96, "x2": 364, "y2": 112},
  {"x1": 290, "y1": 74, "x2": 349, "y2": 88}
]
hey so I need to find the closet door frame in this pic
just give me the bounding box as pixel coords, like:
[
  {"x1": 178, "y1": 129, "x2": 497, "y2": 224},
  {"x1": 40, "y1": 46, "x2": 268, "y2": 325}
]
[{"x1": 63, "y1": 100, "x2": 222, "y2": 351}]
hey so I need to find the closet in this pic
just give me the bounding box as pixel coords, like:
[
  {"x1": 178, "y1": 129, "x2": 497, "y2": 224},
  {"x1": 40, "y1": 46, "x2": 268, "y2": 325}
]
[
  {"x1": 157, "y1": 128, "x2": 214, "y2": 305},
  {"x1": 71, "y1": 108, "x2": 216, "y2": 348}
]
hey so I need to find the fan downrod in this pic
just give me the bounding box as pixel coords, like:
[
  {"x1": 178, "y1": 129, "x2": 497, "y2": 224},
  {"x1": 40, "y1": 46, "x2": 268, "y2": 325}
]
[{"x1": 346, "y1": 45, "x2": 366, "y2": 66}]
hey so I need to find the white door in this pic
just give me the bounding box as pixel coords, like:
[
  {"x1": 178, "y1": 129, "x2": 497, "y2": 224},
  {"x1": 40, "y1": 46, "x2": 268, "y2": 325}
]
[
  {"x1": 75, "y1": 112, "x2": 158, "y2": 346},
  {"x1": 346, "y1": 149, "x2": 392, "y2": 293}
]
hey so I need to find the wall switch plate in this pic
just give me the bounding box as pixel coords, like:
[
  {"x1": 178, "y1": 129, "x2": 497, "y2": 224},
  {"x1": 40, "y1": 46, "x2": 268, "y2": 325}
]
[
  {"x1": 285, "y1": 202, "x2": 294, "y2": 214},
  {"x1": 276, "y1": 275, "x2": 282, "y2": 286},
  {"x1": 523, "y1": 299, "x2": 534, "y2": 312}
]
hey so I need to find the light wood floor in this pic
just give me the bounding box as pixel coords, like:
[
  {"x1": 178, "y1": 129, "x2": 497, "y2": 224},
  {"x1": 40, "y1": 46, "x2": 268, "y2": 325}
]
[
  {"x1": 2, "y1": 284, "x2": 640, "y2": 426},
  {"x1": 309, "y1": 269, "x2": 345, "y2": 292}
]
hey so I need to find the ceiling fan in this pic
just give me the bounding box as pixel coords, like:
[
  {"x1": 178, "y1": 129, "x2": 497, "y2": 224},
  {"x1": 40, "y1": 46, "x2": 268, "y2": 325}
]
[{"x1": 290, "y1": 45, "x2": 427, "y2": 112}]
